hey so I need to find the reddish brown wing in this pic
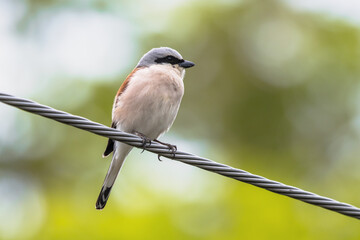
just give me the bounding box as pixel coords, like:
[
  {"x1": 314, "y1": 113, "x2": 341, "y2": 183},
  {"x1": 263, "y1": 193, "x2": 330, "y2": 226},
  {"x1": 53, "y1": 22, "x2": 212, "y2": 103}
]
[
  {"x1": 102, "y1": 67, "x2": 142, "y2": 157},
  {"x1": 114, "y1": 67, "x2": 142, "y2": 107}
]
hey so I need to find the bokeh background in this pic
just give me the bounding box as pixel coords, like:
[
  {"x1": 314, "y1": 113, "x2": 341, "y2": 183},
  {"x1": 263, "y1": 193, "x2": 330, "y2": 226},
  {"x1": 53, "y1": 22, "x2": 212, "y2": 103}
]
[{"x1": 1, "y1": 0, "x2": 360, "y2": 239}]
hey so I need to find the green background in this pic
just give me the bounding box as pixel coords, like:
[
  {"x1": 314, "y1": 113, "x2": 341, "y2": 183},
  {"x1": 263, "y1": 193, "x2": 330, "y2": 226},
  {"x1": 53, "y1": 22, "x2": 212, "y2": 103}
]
[{"x1": 0, "y1": 0, "x2": 360, "y2": 239}]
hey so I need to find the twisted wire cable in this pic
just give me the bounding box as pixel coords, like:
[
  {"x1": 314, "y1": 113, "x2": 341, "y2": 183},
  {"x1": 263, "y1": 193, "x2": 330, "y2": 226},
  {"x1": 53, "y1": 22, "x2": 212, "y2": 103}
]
[{"x1": 1, "y1": 92, "x2": 360, "y2": 220}]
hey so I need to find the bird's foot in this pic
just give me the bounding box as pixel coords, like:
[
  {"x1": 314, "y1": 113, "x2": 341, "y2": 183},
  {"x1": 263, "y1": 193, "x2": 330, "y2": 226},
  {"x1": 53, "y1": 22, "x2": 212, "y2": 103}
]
[
  {"x1": 134, "y1": 131, "x2": 152, "y2": 153},
  {"x1": 154, "y1": 139, "x2": 177, "y2": 161}
]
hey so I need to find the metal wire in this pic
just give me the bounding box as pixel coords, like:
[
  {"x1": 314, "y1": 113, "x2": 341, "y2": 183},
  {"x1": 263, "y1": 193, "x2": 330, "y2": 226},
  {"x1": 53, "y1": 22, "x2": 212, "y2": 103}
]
[{"x1": 1, "y1": 92, "x2": 360, "y2": 220}]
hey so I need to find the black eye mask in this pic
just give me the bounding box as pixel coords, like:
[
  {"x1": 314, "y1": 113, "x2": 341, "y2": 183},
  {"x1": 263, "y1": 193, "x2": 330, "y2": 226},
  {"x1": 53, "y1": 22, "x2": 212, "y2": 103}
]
[{"x1": 155, "y1": 55, "x2": 184, "y2": 65}]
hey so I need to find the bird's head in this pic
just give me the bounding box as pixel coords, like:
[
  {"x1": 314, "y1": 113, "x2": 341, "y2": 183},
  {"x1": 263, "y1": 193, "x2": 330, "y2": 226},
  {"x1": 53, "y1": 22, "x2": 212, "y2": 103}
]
[{"x1": 137, "y1": 47, "x2": 195, "y2": 70}]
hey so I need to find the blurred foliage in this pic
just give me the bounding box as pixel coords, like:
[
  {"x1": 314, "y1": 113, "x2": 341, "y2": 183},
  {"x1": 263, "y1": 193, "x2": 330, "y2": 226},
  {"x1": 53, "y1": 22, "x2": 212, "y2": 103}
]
[{"x1": 1, "y1": 0, "x2": 360, "y2": 239}]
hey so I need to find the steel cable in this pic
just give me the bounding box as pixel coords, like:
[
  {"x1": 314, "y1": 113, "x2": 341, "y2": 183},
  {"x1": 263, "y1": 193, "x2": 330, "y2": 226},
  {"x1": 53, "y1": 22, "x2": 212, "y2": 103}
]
[{"x1": 1, "y1": 92, "x2": 359, "y2": 219}]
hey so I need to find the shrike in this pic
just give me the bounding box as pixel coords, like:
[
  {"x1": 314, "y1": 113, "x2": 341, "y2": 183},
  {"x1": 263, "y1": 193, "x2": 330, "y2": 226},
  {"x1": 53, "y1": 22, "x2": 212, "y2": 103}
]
[{"x1": 96, "y1": 47, "x2": 195, "y2": 209}]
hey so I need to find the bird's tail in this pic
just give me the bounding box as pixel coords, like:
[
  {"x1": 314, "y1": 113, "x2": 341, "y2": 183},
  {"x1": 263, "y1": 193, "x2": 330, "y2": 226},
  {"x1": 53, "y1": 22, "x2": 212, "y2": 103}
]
[{"x1": 96, "y1": 142, "x2": 132, "y2": 210}]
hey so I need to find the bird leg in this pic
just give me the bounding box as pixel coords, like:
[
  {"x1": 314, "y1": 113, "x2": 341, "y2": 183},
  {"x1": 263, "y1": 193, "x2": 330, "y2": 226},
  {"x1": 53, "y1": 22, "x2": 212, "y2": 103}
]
[
  {"x1": 153, "y1": 139, "x2": 177, "y2": 160},
  {"x1": 134, "y1": 131, "x2": 152, "y2": 153}
]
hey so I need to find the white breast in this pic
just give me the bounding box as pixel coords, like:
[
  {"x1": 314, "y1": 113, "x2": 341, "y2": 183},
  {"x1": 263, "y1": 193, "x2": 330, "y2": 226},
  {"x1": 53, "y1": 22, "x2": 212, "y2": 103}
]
[{"x1": 113, "y1": 64, "x2": 185, "y2": 139}]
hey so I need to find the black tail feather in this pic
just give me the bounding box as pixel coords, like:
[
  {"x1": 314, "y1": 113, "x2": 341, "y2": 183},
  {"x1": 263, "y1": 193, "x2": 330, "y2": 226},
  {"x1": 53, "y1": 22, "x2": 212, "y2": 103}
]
[
  {"x1": 102, "y1": 122, "x2": 116, "y2": 158},
  {"x1": 95, "y1": 186, "x2": 112, "y2": 210},
  {"x1": 103, "y1": 138, "x2": 114, "y2": 157}
]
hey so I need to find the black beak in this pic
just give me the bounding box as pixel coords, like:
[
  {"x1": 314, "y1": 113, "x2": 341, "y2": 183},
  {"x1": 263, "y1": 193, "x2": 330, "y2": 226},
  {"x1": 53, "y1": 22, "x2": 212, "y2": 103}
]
[{"x1": 179, "y1": 60, "x2": 195, "y2": 68}]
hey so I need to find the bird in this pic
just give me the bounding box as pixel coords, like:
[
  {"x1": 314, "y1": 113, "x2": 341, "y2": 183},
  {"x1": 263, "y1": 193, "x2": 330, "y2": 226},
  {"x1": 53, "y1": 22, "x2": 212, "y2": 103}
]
[{"x1": 96, "y1": 47, "x2": 195, "y2": 209}]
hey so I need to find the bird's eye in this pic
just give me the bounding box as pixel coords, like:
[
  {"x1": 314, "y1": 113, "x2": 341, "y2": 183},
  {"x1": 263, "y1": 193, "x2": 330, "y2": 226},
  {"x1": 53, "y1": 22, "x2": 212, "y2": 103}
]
[{"x1": 167, "y1": 56, "x2": 174, "y2": 61}]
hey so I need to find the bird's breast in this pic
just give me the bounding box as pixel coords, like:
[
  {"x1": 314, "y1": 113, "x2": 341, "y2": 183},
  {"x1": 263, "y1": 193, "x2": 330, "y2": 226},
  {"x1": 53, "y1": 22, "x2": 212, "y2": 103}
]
[
  {"x1": 138, "y1": 65, "x2": 184, "y2": 105},
  {"x1": 113, "y1": 65, "x2": 185, "y2": 138}
]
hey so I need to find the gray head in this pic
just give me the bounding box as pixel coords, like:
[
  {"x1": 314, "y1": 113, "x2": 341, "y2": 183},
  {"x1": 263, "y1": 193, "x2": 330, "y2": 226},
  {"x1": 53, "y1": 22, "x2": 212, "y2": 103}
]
[{"x1": 137, "y1": 47, "x2": 195, "y2": 69}]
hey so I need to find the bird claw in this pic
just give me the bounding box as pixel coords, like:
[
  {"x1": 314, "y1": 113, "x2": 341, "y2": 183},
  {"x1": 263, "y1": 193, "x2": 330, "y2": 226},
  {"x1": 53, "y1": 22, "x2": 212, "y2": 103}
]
[
  {"x1": 154, "y1": 139, "x2": 177, "y2": 160},
  {"x1": 134, "y1": 131, "x2": 151, "y2": 153}
]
